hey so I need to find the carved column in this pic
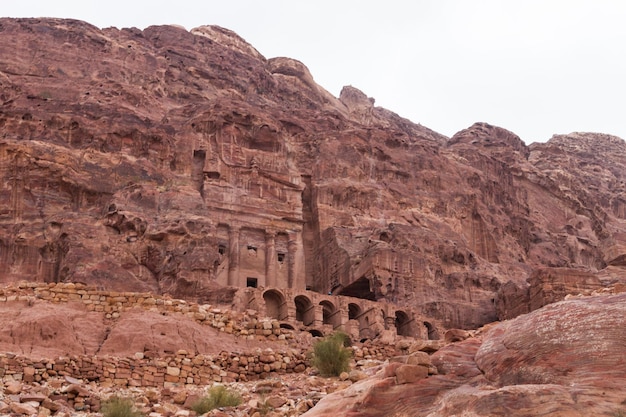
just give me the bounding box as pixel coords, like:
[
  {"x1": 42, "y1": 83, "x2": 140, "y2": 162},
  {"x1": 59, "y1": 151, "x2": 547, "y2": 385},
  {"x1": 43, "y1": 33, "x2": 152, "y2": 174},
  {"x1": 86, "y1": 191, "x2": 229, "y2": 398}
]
[
  {"x1": 287, "y1": 240, "x2": 295, "y2": 289},
  {"x1": 265, "y1": 231, "x2": 276, "y2": 288},
  {"x1": 287, "y1": 230, "x2": 304, "y2": 289},
  {"x1": 228, "y1": 225, "x2": 240, "y2": 286}
]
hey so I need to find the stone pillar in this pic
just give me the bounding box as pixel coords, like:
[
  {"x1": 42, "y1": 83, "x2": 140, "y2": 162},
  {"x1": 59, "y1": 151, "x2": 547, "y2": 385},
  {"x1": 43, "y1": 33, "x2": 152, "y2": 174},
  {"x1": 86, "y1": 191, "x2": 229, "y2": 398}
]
[
  {"x1": 228, "y1": 225, "x2": 240, "y2": 287},
  {"x1": 287, "y1": 230, "x2": 305, "y2": 289},
  {"x1": 327, "y1": 309, "x2": 344, "y2": 330},
  {"x1": 339, "y1": 308, "x2": 349, "y2": 330},
  {"x1": 313, "y1": 304, "x2": 324, "y2": 327},
  {"x1": 265, "y1": 232, "x2": 276, "y2": 288},
  {"x1": 384, "y1": 316, "x2": 396, "y2": 331}
]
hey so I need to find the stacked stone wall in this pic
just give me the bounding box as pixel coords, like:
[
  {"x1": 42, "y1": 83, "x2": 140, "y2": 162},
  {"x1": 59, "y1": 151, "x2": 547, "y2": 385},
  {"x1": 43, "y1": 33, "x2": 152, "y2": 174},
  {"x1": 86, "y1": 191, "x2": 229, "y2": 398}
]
[
  {"x1": 0, "y1": 282, "x2": 404, "y2": 388},
  {"x1": 0, "y1": 349, "x2": 308, "y2": 387},
  {"x1": 0, "y1": 346, "x2": 399, "y2": 388},
  {"x1": 0, "y1": 282, "x2": 291, "y2": 341}
]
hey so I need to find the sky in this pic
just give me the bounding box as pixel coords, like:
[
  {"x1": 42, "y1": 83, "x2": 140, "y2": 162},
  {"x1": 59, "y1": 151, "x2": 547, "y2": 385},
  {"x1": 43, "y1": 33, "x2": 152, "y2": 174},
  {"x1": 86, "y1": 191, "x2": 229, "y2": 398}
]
[{"x1": 3, "y1": 1, "x2": 626, "y2": 144}]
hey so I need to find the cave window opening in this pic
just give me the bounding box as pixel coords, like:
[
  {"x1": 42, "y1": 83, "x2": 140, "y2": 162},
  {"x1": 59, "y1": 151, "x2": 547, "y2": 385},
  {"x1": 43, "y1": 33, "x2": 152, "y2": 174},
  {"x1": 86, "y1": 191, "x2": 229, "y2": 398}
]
[
  {"x1": 246, "y1": 277, "x2": 258, "y2": 288},
  {"x1": 218, "y1": 245, "x2": 226, "y2": 255},
  {"x1": 193, "y1": 149, "x2": 206, "y2": 159},
  {"x1": 277, "y1": 252, "x2": 285, "y2": 263},
  {"x1": 309, "y1": 329, "x2": 324, "y2": 338}
]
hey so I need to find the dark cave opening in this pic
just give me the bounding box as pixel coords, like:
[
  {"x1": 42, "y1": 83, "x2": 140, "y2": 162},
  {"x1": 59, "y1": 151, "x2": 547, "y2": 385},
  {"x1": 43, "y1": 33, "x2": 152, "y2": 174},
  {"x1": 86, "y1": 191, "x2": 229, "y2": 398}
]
[{"x1": 338, "y1": 276, "x2": 376, "y2": 301}]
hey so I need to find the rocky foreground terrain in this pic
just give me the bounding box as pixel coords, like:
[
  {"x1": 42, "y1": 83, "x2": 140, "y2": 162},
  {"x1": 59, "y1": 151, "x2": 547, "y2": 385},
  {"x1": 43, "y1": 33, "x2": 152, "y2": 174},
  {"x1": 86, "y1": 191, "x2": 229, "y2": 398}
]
[
  {"x1": 0, "y1": 284, "x2": 624, "y2": 416},
  {"x1": 304, "y1": 292, "x2": 626, "y2": 417},
  {"x1": 0, "y1": 17, "x2": 625, "y2": 416}
]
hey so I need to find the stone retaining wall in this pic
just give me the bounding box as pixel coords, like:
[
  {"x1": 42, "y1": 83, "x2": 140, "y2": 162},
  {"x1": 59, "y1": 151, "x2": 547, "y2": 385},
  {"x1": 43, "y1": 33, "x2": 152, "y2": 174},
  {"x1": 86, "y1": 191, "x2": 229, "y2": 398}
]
[
  {"x1": 0, "y1": 282, "x2": 292, "y2": 342},
  {"x1": 0, "y1": 349, "x2": 307, "y2": 387},
  {"x1": 0, "y1": 282, "x2": 403, "y2": 388},
  {"x1": 0, "y1": 344, "x2": 398, "y2": 388}
]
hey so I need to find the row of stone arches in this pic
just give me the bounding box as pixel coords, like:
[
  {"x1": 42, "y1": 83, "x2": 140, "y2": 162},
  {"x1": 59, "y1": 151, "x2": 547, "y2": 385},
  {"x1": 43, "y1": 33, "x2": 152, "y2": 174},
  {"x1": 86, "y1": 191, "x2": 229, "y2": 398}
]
[{"x1": 261, "y1": 289, "x2": 440, "y2": 340}]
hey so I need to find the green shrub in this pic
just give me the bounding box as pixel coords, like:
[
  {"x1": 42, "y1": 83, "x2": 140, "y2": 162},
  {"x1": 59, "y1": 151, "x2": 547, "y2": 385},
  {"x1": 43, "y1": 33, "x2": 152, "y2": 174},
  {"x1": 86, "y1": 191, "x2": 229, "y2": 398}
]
[
  {"x1": 101, "y1": 396, "x2": 143, "y2": 417},
  {"x1": 190, "y1": 385, "x2": 242, "y2": 414},
  {"x1": 333, "y1": 330, "x2": 353, "y2": 347},
  {"x1": 312, "y1": 332, "x2": 352, "y2": 377}
]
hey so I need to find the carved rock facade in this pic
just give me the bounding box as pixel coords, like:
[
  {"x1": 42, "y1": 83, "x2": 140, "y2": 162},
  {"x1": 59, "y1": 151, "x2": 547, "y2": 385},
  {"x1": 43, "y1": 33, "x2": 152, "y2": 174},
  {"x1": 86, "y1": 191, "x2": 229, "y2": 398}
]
[{"x1": 1, "y1": 18, "x2": 626, "y2": 333}]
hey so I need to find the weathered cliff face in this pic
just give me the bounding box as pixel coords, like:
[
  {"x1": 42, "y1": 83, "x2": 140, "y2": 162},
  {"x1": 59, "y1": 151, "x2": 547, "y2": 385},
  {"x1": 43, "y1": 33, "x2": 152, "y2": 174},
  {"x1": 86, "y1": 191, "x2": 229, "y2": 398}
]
[{"x1": 1, "y1": 18, "x2": 625, "y2": 330}]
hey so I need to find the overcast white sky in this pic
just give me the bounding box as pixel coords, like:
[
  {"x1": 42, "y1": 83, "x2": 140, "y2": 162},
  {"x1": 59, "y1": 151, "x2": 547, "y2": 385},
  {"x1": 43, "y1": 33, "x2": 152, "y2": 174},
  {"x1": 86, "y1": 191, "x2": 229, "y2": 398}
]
[{"x1": 3, "y1": 1, "x2": 626, "y2": 143}]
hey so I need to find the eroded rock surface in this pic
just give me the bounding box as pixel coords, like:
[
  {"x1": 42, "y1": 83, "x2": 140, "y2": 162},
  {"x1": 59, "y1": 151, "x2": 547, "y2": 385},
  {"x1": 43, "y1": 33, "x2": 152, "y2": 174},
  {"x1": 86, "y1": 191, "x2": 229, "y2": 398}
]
[
  {"x1": 303, "y1": 293, "x2": 626, "y2": 416},
  {"x1": 0, "y1": 300, "x2": 284, "y2": 358},
  {"x1": 0, "y1": 18, "x2": 626, "y2": 333}
]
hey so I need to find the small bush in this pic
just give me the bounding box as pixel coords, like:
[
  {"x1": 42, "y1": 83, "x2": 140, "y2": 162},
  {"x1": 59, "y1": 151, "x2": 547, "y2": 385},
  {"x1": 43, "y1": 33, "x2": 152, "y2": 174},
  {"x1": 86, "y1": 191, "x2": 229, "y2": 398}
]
[
  {"x1": 333, "y1": 331, "x2": 353, "y2": 347},
  {"x1": 191, "y1": 385, "x2": 242, "y2": 414},
  {"x1": 312, "y1": 332, "x2": 352, "y2": 377},
  {"x1": 101, "y1": 396, "x2": 143, "y2": 417}
]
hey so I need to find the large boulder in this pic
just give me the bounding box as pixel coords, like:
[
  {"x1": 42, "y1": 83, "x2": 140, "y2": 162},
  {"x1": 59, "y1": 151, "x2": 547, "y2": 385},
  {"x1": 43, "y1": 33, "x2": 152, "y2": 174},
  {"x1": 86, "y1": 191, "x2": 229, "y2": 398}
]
[{"x1": 303, "y1": 293, "x2": 626, "y2": 416}]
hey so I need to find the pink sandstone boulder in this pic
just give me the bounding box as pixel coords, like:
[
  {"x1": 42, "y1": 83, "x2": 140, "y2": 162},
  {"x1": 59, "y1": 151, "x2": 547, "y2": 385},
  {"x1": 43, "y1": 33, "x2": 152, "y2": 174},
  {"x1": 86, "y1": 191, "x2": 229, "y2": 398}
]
[{"x1": 303, "y1": 293, "x2": 626, "y2": 416}]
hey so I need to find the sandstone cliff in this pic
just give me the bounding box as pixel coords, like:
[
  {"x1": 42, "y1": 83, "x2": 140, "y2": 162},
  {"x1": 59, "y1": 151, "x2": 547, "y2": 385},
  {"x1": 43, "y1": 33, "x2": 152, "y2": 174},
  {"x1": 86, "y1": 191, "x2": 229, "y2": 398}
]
[{"x1": 1, "y1": 18, "x2": 625, "y2": 334}]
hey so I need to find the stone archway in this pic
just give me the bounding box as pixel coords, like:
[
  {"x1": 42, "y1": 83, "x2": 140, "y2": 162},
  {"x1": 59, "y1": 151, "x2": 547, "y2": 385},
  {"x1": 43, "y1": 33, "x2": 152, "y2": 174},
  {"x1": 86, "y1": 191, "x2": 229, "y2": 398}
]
[
  {"x1": 346, "y1": 302, "x2": 364, "y2": 341},
  {"x1": 295, "y1": 295, "x2": 315, "y2": 326},
  {"x1": 395, "y1": 310, "x2": 412, "y2": 336},
  {"x1": 320, "y1": 299, "x2": 340, "y2": 328},
  {"x1": 348, "y1": 303, "x2": 361, "y2": 320},
  {"x1": 424, "y1": 321, "x2": 440, "y2": 340},
  {"x1": 263, "y1": 289, "x2": 287, "y2": 320}
]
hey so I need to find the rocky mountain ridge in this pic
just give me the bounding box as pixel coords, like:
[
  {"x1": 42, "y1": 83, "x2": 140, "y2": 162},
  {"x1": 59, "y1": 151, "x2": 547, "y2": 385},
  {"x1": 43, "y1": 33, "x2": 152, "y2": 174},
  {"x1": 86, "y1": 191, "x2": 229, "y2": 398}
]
[{"x1": 1, "y1": 18, "x2": 625, "y2": 332}]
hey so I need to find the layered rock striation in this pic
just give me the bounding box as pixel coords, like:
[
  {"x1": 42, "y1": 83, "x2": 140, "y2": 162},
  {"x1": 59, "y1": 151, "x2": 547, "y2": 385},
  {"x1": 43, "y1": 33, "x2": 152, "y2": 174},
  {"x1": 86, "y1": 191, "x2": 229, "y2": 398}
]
[{"x1": 1, "y1": 18, "x2": 625, "y2": 332}]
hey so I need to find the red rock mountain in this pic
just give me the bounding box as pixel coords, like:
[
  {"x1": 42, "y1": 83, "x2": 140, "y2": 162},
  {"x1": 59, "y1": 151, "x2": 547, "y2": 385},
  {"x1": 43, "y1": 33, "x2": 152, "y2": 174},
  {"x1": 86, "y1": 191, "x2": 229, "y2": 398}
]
[{"x1": 1, "y1": 17, "x2": 626, "y2": 333}]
